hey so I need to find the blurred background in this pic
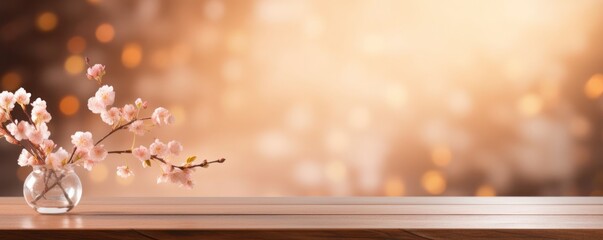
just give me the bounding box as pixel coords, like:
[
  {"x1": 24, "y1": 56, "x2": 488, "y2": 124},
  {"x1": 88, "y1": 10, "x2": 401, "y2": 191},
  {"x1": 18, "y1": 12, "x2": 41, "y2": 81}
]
[{"x1": 1, "y1": 0, "x2": 603, "y2": 196}]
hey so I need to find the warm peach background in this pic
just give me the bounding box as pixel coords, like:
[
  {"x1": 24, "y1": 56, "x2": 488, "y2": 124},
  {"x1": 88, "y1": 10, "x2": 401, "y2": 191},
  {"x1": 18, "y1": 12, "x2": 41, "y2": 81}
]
[{"x1": 1, "y1": 0, "x2": 603, "y2": 196}]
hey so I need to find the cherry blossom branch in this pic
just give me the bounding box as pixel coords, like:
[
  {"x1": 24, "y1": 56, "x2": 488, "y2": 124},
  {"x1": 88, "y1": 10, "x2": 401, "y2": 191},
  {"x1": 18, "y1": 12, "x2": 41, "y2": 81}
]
[
  {"x1": 153, "y1": 156, "x2": 226, "y2": 170},
  {"x1": 107, "y1": 149, "x2": 226, "y2": 170},
  {"x1": 67, "y1": 147, "x2": 77, "y2": 164},
  {"x1": 94, "y1": 117, "x2": 151, "y2": 146},
  {"x1": 19, "y1": 105, "x2": 34, "y2": 126},
  {"x1": 31, "y1": 172, "x2": 66, "y2": 204},
  {"x1": 0, "y1": 122, "x2": 43, "y2": 164},
  {"x1": 68, "y1": 117, "x2": 151, "y2": 164}
]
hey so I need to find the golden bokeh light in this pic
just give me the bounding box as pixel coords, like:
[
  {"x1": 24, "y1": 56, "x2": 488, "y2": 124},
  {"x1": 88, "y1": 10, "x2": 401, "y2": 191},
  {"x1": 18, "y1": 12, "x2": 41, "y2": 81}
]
[
  {"x1": 431, "y1": 146, "x2": 452, "y2": 167},
  {"x1": 95, "y1": 23, "x2": 115, "y2": 43},
  {"x1": 67, "y1": 36, "x2": 87, "y2": 54},
  {"x1": 475, "y1": 184, "x2": 496, "y2": 196},
  {"x1": 517, "y1": 94, "x2": 542, "y2": 117},
  {"x1": 64, "y1": 55, "x2": 85, "y2": 75},
  {"x1": 36, "y1": 11, "x2": 58, "y2": 32},
  {"x1": 59, "y1": 95, "x2": 80, "y2": 116},
  {"x1": 122, "y1": 43, "x2": 143, "y2": 68},
  {"x1": 89, "y1": 163, "x2": 108, "y2": 183},
  {"x1": 1, "y1": 72, "x2": 22, "y2": 91},
  {"x1": 585, "y1": 74, "x2": 603, "y2": 99},
  {"x1": 5, "y1": 1, "x2": 603, "y2": 197},
  {"x1": 384, "y1": 176, "x2": 405, "y2": 196},
  {"x1": 421, "y1": 170, "x2": 446, "y2": 195}
]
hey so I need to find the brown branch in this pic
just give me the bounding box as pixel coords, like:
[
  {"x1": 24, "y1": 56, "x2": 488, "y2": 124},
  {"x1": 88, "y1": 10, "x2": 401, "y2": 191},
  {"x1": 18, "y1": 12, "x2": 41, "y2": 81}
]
[
  {"x1": 94, "y1": 117, "x2": 151, "y2": 146},
  {"x1": 67, "y1": 147, "x2": 77, "y2": 164},
  {"x1": 31, "y1": 172, "x2": 65, "y2": 204},
  {"x1": 51, "y1": 171, "x2": 73, "y2": 206},
  {"x1": 0, "y1": 123, "x2": 43, "y2": 164},
  {"x1": 108, "y1": 150, "x2": 226, "y2": 170},
  {"x1": 20, "y1": 105, "x2": 34, "y2": 126}
]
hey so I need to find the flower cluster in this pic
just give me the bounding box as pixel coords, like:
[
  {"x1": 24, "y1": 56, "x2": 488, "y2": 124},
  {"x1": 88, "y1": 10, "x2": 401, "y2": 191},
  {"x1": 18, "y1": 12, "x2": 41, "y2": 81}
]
[{"x1": 2, "y1": 61, "x2": 224, "y2": 189}]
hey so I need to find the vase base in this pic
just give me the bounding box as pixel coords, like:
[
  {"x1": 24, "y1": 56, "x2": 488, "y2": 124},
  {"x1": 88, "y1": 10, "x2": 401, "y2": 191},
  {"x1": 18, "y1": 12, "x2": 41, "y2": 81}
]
[{"x1": 35, "y1": 207, "x2": 72, "y2": 214}]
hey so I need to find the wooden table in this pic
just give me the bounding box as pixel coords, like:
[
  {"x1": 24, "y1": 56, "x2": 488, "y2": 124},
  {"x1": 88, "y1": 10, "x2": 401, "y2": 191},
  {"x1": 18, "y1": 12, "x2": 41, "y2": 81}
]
[{"x1": 1, "y1": 197, "x2": 602, "y2": 239}]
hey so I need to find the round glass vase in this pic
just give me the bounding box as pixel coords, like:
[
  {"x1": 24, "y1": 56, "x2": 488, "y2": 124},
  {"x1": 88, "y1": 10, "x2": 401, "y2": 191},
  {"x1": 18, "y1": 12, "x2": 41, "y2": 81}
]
[{"x1": 23, "y1": 165, "x2": 82, "y2": 214}]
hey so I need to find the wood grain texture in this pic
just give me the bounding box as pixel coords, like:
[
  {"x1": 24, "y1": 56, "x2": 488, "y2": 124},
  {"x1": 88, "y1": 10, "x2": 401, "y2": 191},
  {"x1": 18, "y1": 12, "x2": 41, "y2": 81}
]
[
  {"x1": 1, "y1": 197, "x2": 602, "y2": 239},
  {"x1": 1, "y1": 230, "x2": 603, "y2": 240}
]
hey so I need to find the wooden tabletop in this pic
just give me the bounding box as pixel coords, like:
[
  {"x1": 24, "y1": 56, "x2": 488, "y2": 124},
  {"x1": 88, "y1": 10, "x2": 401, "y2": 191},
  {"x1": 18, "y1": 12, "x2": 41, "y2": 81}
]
[{"x1": 2, "y1": 197, "x2": 603, "y2": 239}]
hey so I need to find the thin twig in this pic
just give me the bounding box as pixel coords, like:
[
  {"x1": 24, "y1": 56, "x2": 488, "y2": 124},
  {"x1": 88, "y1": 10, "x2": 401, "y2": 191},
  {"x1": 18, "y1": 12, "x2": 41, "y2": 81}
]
[
  {"x1": 0, "y1": 123, "x2": 42, "y2": 164},
  {"x1": 95, "y1": 117, "x2": 151, "y2": 146},
  {"x1": 31, "y1": 172, "x2": 66, "y2": 204},
  {"x1": 67, "y1": 147, "x2": 77, "y2": 164},
  {"x1": 108, "y1": 150, "x2": 226, "y2": 170},
  {"x1": 20, "y1": 105, "x2": 34, "y2": 126},
  {"x1": 51, "y1": 171, "x2": 73, "y2": 206}
]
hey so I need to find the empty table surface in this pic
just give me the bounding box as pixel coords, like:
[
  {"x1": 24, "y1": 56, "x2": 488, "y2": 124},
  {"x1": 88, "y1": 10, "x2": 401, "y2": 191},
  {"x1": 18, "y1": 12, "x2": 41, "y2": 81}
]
[{"x1": 1, "y1": 197, "x2": 602, "y2": 239}]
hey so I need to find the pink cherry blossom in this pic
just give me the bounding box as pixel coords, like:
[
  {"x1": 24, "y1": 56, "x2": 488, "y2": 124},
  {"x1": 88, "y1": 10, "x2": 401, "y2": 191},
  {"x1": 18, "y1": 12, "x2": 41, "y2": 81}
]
[
  {"x1": 83, "y1": 159, "x2": 95, "y2": 171},
  {"x1": 127, "y1": 120, "x2": 145, "y2": 136},
  {"x1": 8, "y1": 61, "x2": 224, "y2": 192},
  {"x1": 38, "y1": 122, "x2": 51, "y2": 139},
  {"x1": 17, "y1": 149, "x2": 34, "y2": 167},
  {"x1": 150, "y1": 139, "x2": 168, "y2": 158},
  {"x1": 40, "y1": 139, "x2": 55, "y2": 154},
  {"x1": 89, "y1": 145, "x2": 108, "y2": 162},
  {"x1": 122, "y1": 104, "x2": 137, "y2": 121},
  {"x1": 168, "y1": 140, "x2": 183, "y2": 156},
  {"x1": 171, "y1": 168, "x2": 194, "y2": 189},
  {"x1": 46, "y1": 147, "x2": 68, "y2": 170},
  {"x1": 156, "y1": 163, "x2": 194, "y2": 189},
  {"x1": 132, "y1": 145, "x2": 151, "y2": 162},
  {"x1": 31, "y1": 98, "x2": 51, "y2": 124},
  {"x1": 31, "y1": 107, "x2": 52, "y2": 124},
  {"x1": 87, "y1": 97, "x2": 106, "y2": 114},
  {"x1": 6, "y1": 120, "x2": 33, "y2": 141},
  {"x1": 100, "y1": 107, "x2": 121, "y2": 125},
  {"x1": 31, "y1": 97, "x2": 46, "y2": 108},
  {"x1": 86, "y1": 64, "x2": 106, "y2": 82},
  {"x1": 4, "y1": 134, "x2": 18, "y2": 144},
  {"x1": 75, "y1": 148, "x2": 89, "y2": 160},
  {"x1": 27, "y1": 122, "x2": 51, "y2": 145},
  {"x1": 71, "y1": 131, "x2": 94, "y2": 150},
  {"x1": 116, "y1": 166, "x2": 134, "y2": 178},
  {"x1": 74, "y1": 149, "x2": 97, "y2": 171},
  {"x1": 135, "y1": 98, "x2": 148, "y2": 109},
  {"x1": 156, "y1": 163, "x2": 173, "y2": 184},
  {"x1": 0, "y1": 109, "x2": 8, "y2": 123},
  {"x1": 94, "y1": 85, "x2": 115, "y2": 107},
  {"x1": 14, "y1": 88, "x2": 31, "y2": 106},
  {"x1": 0, "y1": 91, "x2": 16, "y2": 110},
  {"x1": 151, "y1": 107, "x2": 174, "y2": 126},
  {"x1": 26, "y1": 128, "x2": 43, "y2": 145}
]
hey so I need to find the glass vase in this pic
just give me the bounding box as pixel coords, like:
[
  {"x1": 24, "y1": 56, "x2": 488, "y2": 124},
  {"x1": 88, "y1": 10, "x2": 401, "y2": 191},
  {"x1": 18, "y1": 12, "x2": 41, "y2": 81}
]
[{"x1": 23, "y1": 165, "x2": 82, "y2": 214}]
